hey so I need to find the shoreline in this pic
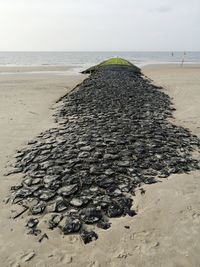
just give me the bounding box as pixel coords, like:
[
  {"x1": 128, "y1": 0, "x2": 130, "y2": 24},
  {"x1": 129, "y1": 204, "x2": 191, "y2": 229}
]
[
  {"x1": 0, "y1": 62, "x2": 199, "y2": 74},
  {"x1": 0, "y1": 64, "x2": 200, "y2": 266},
  {"x1": 0, "y1": 65, "x2": 84, "y2": 76}
]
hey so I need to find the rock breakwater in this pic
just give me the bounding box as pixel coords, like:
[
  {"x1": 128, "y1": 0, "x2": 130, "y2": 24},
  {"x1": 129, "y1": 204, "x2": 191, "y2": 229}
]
[{"x1": 8, "y1": 63, "x2": 200, "y2": 243}]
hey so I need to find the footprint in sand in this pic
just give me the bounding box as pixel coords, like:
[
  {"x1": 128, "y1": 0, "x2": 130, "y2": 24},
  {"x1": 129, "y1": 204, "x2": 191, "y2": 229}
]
[
  {"x1": 8, "y1": 249, "x2": 36, "y2": 267},
  {"x1": 128, "y1": 230, "x2": 160, "y2": 256},
  {"x1": 192, "y1": 211, "x2": 200, "y2": 224},
  {"x1": 87, "y1": 260, "x2": 100, "y2": 267},
  {"x1": 129, "y1": 230, "x2": 150, "y2": 241},
  {"x1": 60, "y1": 255, "x2": 73, "y2": 264},
  {"x1": 67, "y1": 235, "x2": 79, "y2": 243},
  {"x1": 115, "y1": 249, "x2": 133, "y2": 259},
  {"x1": 48, "y1": 249, "x2": 73, "y2": 265},
  {"x1": 180, "y1": 205, "x2": 200, "y2": 224}
]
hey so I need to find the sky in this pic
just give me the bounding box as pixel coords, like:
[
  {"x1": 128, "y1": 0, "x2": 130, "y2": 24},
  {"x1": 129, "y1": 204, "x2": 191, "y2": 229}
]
[{"x1": 0, "y1": 0, "x2": 199, "y2": 51}]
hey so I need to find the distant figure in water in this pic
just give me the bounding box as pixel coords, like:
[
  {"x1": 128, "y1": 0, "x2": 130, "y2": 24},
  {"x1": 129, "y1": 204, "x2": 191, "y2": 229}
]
[
  {"x1": 171, "y1": 52, "x2": 174, "y2": 56},
  {"x1": 181, "y1": 51, "x2": 187, "y2": 67}
]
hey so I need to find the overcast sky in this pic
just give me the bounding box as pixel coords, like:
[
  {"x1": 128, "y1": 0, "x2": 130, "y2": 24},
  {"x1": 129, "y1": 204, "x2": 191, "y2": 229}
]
[{"x1": 0, "y1": 0, "x2": 199, "y2": 51}]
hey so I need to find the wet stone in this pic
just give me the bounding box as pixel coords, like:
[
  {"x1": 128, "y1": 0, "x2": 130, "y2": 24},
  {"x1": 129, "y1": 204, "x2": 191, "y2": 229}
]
[
  {"x1": 15, "y1": 188, "x2": 32, "y2": 198},
  {"x1": 48, "y1": 214, "x2": 63, "y2": 229},
  {"x1": 54, "y1": 197, "x2": 68, "y2": 212},
  {"x1": 80, "y1": 146, "x2": 93, "y2": 152},
  {"x1": 30, "y1": 202, "x2": 46, "y2": 215},
  {"x1": 79, "y1": 207, "x2": 102, "y2": 223},
  {"x1": 107, "y1": 203, "x2": 124, "y2": 218},
  {"x1": 143, "y1": 177, "x2": 157, "y2": 184},
  {"x1": 39, "y1": 233, "x2": 49, "y2": 243},
  {"x1": 103, "y1": 154, "x2": 119, "y2": 160},
  {"x1": 70, "y1": 198, "x2": 83, "y2": 207},
  {"x1": 111, "y1": 189, "x2": 122, "y2": 197},
  {"x1": 11, "y1": 184, "x2": 23, "y2": 191},
  {"x1": 97, "y1": 219, "x2": 111, "y2": 230},
  {"x1": 58, "y1": 184, "x2": 78, "y2": 197},
  {"x1": 96, "y1": 177, "x2": 114, "y2": 189},
  {"x1": 23, "y1": 177, "x2": 33, "y2": 186},
  {"x1": 117, "y1": 161, "x2": 130, "y2": 167},
  {"x1": 78, "y1": 152, "x2": 90, "y2": 158},
  {"x1": 39, "y1": 190, "x2": 56, "y2": 201},
  {"x1": 80, "y1": 229, "x2": 98, "y2": 244},
  {"x1": 105, "y1": 169, "x2": 115, "y2": 176},
  {"x1": 60, "y1": 217, "x2": 82, "y2": 234},
  {"x1": 127, "y1": 210, "x2": 137, "y2": 217},
  {"x1": 89, "y1": 166, "x2": 101, "y2": 175},
  {"x1": 26, "y1": 218, "x2": 39, "y2": 228}
]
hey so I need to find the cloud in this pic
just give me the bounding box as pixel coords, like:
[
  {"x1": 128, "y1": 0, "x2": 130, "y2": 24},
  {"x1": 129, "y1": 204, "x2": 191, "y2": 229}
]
[
  {"x1": 156, "y1": 6, "x2": 172, "y2": 13},
  {"x1": 147, "y1": 5, "x2": 172, "y2": 14}
]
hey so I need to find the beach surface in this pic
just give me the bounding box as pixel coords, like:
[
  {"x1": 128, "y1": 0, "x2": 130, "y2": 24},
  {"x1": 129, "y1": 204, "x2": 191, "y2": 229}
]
[
  {"x1": 0, "y1": 64, "x2": 200, "y2": 267},
  {"x1": 0, "y1": 65, "x2": 78, "y2": 73}
]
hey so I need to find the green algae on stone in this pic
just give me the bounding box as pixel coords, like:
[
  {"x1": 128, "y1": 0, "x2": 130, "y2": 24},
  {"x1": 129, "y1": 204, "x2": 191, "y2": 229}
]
[
  {"x1": 82, "y1": 57, "x2": 140, "y2": 74},
  {"x1": 99, "y1": 58, "x2": 132, "y2": 66}
]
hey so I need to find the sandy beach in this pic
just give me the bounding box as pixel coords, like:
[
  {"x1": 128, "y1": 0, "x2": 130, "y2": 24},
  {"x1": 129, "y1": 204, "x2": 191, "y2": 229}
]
[
  {"x1": 0, "y1": 64, "x2": 200, "y2": 267},
  {"x1": 0, "y1": 66, "x2": 78, "y2": 74}
]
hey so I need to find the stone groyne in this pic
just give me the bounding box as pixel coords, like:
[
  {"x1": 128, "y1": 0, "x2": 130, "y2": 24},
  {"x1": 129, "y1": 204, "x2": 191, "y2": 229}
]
[{"x1": 8, "y1": 62, "x2": 200, "y2": 244}]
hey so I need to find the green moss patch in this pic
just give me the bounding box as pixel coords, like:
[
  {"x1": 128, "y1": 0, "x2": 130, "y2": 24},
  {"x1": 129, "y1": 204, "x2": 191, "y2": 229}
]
[{"x1": 82, "y1": 57, "x2": 139, "y2": 74}]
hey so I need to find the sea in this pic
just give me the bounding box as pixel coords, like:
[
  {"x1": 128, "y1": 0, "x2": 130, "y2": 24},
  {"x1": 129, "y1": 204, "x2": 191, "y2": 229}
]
[{"x1": 0, "y1": 51, "x2": 200, "y2": 74}]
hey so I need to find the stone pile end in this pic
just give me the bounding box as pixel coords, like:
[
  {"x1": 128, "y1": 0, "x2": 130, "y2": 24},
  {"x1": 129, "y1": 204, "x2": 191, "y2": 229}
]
[{"x1": 81, "y1": 57, "x2": 141, "y2": 74}]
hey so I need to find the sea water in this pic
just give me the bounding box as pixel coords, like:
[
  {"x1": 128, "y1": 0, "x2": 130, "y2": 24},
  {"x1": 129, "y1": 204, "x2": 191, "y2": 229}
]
[{"x1": 0, "y1": 51, "x2": 200, "y2": 73}]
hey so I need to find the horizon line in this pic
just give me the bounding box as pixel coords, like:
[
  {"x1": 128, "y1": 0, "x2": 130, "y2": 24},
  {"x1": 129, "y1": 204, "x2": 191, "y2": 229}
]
[{"x1": 0, "y1": 50, "x2": 199, "y2": 53}]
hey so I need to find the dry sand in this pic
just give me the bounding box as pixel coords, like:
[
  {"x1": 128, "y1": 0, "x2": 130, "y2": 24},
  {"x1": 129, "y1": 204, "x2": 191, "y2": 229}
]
[
  {"x1": 0, "y1": 64, "x2": 200, "y2": 267},
  {"x1": 0, "y1": 65, "x2": 78, "y2": 73},
  {"x1": 143, "y1": 64, "x2": 200, "y2": 137}
]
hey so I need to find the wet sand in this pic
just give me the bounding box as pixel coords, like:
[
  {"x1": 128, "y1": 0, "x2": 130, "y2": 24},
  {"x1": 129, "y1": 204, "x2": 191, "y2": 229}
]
[{"x1": 0, "y1": 64, "x2": 200, "y2": 267}]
